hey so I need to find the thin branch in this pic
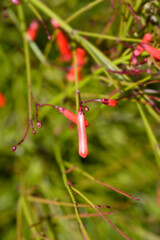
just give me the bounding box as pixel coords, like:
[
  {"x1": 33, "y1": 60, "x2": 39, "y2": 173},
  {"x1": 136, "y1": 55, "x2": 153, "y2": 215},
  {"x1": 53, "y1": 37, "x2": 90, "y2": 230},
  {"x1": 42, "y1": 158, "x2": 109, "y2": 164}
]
[
  {"x1": 54, "y1": 144, "x2": 91, "y2": 240},
  {"x1": 71, "y1": 186, "x2": 131, "y2": 240}
]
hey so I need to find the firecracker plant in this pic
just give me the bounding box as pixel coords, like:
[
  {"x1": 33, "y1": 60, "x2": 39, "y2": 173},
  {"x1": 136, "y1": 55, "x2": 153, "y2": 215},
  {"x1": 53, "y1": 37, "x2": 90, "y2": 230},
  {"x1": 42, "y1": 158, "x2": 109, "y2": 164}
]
[{"x1": 1, "y1": 0, "x2": 160, "y2": 240}]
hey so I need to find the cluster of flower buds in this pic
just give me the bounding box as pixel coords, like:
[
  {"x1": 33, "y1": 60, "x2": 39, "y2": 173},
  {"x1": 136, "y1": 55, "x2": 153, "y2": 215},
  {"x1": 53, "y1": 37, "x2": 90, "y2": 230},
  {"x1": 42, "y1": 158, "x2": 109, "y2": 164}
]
[
  {"x1": 27, "y1": 20, "x2": 39, "y2": 41},
  {"x1": 12, "y1": 92, "x2": 117, "y2": 158},
  {"x1": 0, "y1": 92, "x2": 6, "y2": 108}
]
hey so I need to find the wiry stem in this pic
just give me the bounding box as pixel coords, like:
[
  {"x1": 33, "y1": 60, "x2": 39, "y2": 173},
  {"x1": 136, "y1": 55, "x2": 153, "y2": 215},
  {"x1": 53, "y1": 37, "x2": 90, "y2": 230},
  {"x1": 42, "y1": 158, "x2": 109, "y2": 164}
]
[
  {"x1": 28, "y1": 196, "x2": 110, "y2": 208},
  {"x1": 71, "y1": 186, "x2": 131, "y2": 240},
  {"x1": 24, "y1": 0, "x2": 51, "y2": 39},
  {"x1": 75, "y1": 30, "x2": 141, "y2": 42},
  {"x1": 66, "y1": 0, "x2": 104, "y2": 23},
  {"x1": 18, "y1": 5, "x2": 32, "y2": 121},
  {"x1": 54, "y1": 144, "x2": 91, "y2": 240},
  {"x1": 21, "y1": 196, "x2": 40, "y2": 240},
  {"x1": 64, "y1": 161, "x2": 139, "y2": 201},
  {"x1": 16, "y1": 198, "x2": 22, "y2": 240},
  {"x1": 12, "y1": 120, "x2": 32, "y2": 151},
  {"x1": 72, "y1": 46, "x2": 79, "y2": 113}
]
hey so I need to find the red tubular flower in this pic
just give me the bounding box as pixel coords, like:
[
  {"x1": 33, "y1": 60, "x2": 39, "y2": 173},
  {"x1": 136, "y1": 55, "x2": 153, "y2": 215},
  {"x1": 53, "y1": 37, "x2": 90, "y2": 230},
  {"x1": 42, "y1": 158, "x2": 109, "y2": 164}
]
[
  {"x1": 78, "y1": 107, "x2": 89, "y2": 158},
  {"x1": 76, "y1": 48, "x2": 86, "y2": 67},
  {"x1": 0, "y1": 93, "x2": 6, "y2": 108},
  {"x1": 27, "y1": 20, "x2": 39, "y2": 41},
  {"x1": 133, "y1": 33, "x2": 153, "y2": 57},
  {"x1": 66, "y1": 68, "x2": 82, "y2": 82},
  {"x1": 101, "y1": 99, "x2": 117, "y2": 107},
  {"x1": 11, "y1": 0, "x2": 21, "y2": 5},
  {"x1": 66, "y1": 48, "x2": 86, "y2": 82},
  {"x1": 142, "y1": 43, "x2": 160, "y2": 60},
  {"x1": 131, "y1": 33, "x2": 152, "y2": 65},
  {"x1": 51, "y1": 19, "x2": 72, "y2": 62},
  {"x1": 57, "y1": 107, "x2": 89, "y2": 127},
  {"x1": 82, "y1": 98, "x2": 117, "y2": 107}
]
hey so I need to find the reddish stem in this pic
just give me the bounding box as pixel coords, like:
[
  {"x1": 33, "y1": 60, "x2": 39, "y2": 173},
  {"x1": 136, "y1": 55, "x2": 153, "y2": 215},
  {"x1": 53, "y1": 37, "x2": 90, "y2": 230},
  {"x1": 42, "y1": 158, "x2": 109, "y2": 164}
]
[
  {"x1": 40, "y1": 19, "x2": 52, "y2": 40},
  {"x1": 126, "y1": 3, "x2": 143, "y2": 29},
  {"x1": 12, "y1": 119, "x2": 34, "y2": 152},
  {"x1": 95, "y1": 179, "x2": 140, "y2": 201}
]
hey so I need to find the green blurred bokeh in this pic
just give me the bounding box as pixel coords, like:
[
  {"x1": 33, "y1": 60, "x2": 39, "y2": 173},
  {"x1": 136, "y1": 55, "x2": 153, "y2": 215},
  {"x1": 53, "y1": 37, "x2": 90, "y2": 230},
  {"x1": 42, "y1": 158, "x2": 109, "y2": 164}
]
[{"x1": 0, "y1": 0, "x2": 160, "y2": 239}]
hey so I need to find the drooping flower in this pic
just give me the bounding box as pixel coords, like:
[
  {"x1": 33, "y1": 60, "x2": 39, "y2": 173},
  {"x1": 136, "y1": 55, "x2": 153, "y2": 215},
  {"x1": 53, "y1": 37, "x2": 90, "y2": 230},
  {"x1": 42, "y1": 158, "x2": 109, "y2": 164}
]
[
  {"x1": 27, "y1": 20, "x2": 39, "y2": 41},
  {"x1": 131, "y1": 33, "x2": 153, "y2": 65},
  {"x1": 133, "y1": 33, "x2": 153, "y2": 57},
  {"x1": 141, "y1": 43, "x2": 160, "y2": 60},
  {"x1": 66, "y1": 48, "x2": 86, "y2": 82},
  {"x1": 78, "y1": 107, "x2": 89, "y2": 158},
  {"x1": 51, "y1": 19, "x2": 72, "y2": 62},
  {"x1": 56, "y1": 106, "x2": 89, "y2": 127}
]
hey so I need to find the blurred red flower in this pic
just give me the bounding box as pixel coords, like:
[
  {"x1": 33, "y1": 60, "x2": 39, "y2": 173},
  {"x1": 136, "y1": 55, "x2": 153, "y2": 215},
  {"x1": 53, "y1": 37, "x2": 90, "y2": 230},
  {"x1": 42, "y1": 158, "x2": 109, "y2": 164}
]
[{"x1": 0, "y1": 93, "x2": 6, "y2": 108}]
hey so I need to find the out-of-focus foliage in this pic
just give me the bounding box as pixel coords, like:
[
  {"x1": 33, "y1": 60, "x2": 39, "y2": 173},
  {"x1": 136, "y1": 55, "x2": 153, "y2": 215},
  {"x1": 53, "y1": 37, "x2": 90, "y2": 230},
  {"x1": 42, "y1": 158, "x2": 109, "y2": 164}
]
[{"x1": 0, "y1": 0, "x2": 160, "y2": 240}]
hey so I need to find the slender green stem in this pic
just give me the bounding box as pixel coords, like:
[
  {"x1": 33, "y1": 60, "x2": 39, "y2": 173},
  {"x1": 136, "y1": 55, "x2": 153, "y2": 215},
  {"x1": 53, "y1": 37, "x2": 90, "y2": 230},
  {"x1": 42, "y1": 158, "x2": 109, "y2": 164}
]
[
  {"x1": 66, "y1": 0, "x2": 104, "y2": 23},
  {"x1": 145, "y1": 104, "x2": 160, "y2": 123},
  {"x1": 17, "y1": 197, "x2": 22, "y2": 240},
  {"x1": 54, "y1": 144, "x2": 91, "y2": 240},
  {"x1": 118, "y1": 3, "x2": 125, "y2": 39},
  {"x1": 26, "y1": 1, "x2": 42, "y2": 20},
  {"x1": 112, "y1": 76, "x2": 152, "y2": 100},
  {"x1": 65, "y1": 161, "x2": 94, "y2": 180},
  {"x1": 64, "y1": 161, "x2": 139, "y2": 200},
  {"x1": 22, "y1": 196, "x2": 40, "y2": 240},
  {"x1": 44, "y1": 32, "x2": 56, "y2": 58},
  {"x1": 71, "y1": 186, "x2": 131, "y2": 240},
  {"x1": 72, "y1": 45, "x2": 79, "y2": 113},
  {"x1": 113, "y1": 54, "x2": 131, "y2": 65},
  {"x1": 18, "y1": 5, "x2": 32, "y2": 120},
  {"x1": 137, "y1": 103, "x2": 160, "y2": 167},
  {"x1": 76, "y1": 30, "x2": 141, "y2": 42},
  {"x1": 28, "y1": 195, "x2": 109, "y2": 208},
  {"x1": 8, "y1": 9, "x2": 48, "y2": 65},
  {"x1": 29, "y1": 41, "x2": 49, "y2": 65},
  {"x1": 122, "y1": 0, "x2": 143, "y2": 37},
  {"x1": 28, "y1": 0, "x2": 72, "y2": 33}
]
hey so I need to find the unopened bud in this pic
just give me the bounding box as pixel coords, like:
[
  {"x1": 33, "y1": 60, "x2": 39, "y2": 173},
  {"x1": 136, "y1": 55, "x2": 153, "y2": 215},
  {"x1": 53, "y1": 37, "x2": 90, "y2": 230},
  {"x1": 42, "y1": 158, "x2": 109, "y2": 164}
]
[
  {"x1": 12, "y1": 146, "x2": 17, "y2": 152},
  {"x1": 83, "y1": 106, "x2": 89, "y2": 112},
  {"x1": 37, "y1": 121, "x2": 42, "y2": 128}
]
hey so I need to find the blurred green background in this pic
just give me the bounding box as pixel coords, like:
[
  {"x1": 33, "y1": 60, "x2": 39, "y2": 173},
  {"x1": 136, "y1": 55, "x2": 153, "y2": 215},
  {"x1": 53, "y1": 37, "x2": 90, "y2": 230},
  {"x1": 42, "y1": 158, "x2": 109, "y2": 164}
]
[{"x1": 0, "y1": 0, "x2": 160, "y2": 239}]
